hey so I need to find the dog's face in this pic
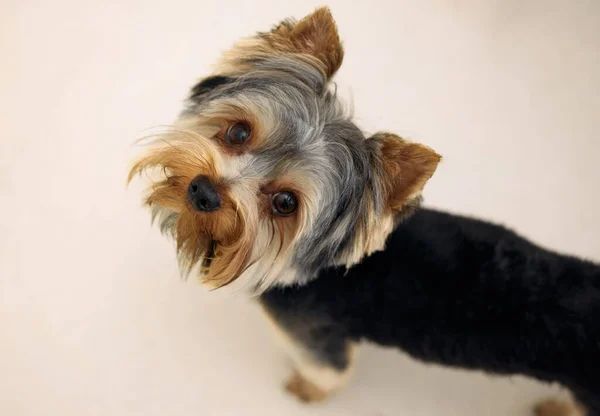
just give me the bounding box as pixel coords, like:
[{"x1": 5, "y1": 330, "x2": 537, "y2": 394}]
[{"x1": 129, "y1": 7, "x2": 441, "y2": 292}]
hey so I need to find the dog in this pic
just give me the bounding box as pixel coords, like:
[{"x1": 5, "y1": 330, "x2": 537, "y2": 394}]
[{"x1": 129, "y1": 7, "x2": 600, "y2": 415}]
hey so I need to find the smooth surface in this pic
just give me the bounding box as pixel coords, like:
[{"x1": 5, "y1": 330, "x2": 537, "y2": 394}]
[{"x1": 2, "y1": 1, "x2": 599, "y2": 415}]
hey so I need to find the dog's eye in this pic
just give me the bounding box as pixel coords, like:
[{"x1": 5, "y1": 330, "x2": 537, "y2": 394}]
[
  {"x1": 225, "y1": 122, "x2": 251, "y2": 145},
  {"x1": 271, "y1": 191, "x2": 297, "y2": 216}
]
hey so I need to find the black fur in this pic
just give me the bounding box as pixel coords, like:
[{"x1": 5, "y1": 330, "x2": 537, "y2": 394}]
[
  {"x1": 190, "y1": 75, "x2": 236, "y2": 101},
  {"x1": 261, "y1": 208, "x2": 600, "y2": 412}
]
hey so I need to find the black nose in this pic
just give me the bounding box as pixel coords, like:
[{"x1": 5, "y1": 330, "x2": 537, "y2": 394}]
[{"x1": 187, "y1": 175, "x2": 221, "y2": 212}]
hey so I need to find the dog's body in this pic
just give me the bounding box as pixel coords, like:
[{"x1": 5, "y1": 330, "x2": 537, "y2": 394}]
[
  {"x1": 129, "y1": 7, "x2": 600, "y2": 415},
  {"x1": 261, "y1": 208, "x2": 600, "y2": 412}
]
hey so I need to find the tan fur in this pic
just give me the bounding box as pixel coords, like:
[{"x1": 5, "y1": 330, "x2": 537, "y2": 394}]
[
  {"x1": 128, "y1": 121, "x2": 257, "y2": 288},
  {"x1": 337, "y1": 134, "x2": 440, "y2": 268},
  {"x1": 337, "y1": 197, "x2": 395, "y2": 268},
  {"x1": 285, "y1": 371, "x2": 328, "y2": 403},
  {"x1": 216, "y1": 7, "x2": 343, "y2": 79},
  {"x1": 376, "y1": 132, "x2": 441, "y2": 211},
  {"x1": 265, "y1": 7, "x2": 343, "y2": 78},
  {"x1": 535, "y1": 399, "x2": 587, "y2": 416}
]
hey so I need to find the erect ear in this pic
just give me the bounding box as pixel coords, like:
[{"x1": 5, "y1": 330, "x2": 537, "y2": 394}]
[
  {"x1": 371, "y1": 133, "x2": 441, "y2": 212},
  {"x1": 265, "y1": 7, "x2": 344, "y2": 78}
]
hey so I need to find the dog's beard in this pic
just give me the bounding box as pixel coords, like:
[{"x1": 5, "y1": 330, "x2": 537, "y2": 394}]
[
  {"x1": 150, "y1": 202, "x2": 301, "y2": 292},
  {"x1": 147, "y1": 185, "x2": 252, "y2": 289},
  {"x1": 128, "y1": 126, "x2": 251, "y2": 288},
  {"x1": 129, "y1": 129, "x2": 303, "y2": 292}
]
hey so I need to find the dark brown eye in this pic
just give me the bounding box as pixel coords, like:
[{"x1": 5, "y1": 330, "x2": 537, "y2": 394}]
[
  {"x1": 225, "y1": 122, "x2": 251, "y2": 145},
  {"x1": 271, "y1": 191, "x2": 297, "y2": 216}
]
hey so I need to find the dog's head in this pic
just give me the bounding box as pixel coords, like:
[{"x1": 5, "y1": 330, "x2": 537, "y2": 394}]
[{"x1": 129, "y1": 7, "x2": 441, "y2": 292}]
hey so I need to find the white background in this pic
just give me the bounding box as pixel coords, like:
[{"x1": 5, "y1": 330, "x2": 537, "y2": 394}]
[{"x1": 2, "y1": 0, "x2": 599, "y2": 415}]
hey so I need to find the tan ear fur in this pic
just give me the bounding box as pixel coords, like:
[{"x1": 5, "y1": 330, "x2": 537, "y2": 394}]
[
  {"x1": 266, "y1": 7, "x2": 344, "y2": 78},
  {"x1": 374, "y1": 133, "x2": 441, "y2": 211}
]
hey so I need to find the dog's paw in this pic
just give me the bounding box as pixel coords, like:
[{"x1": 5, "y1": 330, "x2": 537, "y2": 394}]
[
  {"x1": 534, "y1": 399, "x2": 586, "y2": 416},
  {"x1": 284, "y1": 371, "x2": 328, "y2": 403}
]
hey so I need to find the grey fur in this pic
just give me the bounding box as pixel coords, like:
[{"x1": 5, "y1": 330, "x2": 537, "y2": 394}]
[{"x1": 178, "y1": 55, "x2": 389, "y2": 285}]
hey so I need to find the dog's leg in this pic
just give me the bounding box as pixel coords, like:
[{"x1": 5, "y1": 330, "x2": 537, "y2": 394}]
[{"x1": 260, "y1": 307, "x2": 357, "y2": 403}]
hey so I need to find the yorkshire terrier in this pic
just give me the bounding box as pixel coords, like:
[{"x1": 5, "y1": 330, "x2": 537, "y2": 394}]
[{"x1": 129, "y1": 7, "x2": 600, "y2": 416}]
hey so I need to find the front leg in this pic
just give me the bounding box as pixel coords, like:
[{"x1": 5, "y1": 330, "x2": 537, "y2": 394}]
[{"x1": 260, "y1": 305, "x2": 357, "y2": 403}]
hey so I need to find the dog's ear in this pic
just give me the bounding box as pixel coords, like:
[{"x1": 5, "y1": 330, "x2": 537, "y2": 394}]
[
  {"x1": 370, "y1": 133, "x2": 441, "y2": 212},
  {"x1": 267, "y1": 7, "x2": 343, "y2": 78}
]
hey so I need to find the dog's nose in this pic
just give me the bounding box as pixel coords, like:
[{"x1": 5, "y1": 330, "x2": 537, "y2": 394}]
[{"x1": 187, "y1": 175, "x2": 221, "y2": 212}]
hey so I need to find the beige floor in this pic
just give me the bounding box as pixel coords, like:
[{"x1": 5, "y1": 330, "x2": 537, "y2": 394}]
[{"x1": 2, "y1": 1, "x2": 599, "y2": 415}]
